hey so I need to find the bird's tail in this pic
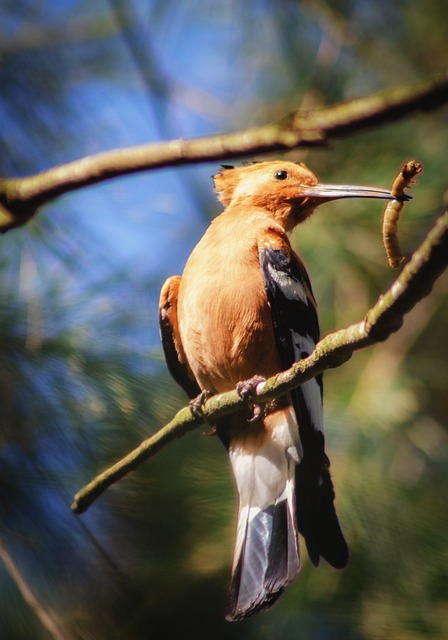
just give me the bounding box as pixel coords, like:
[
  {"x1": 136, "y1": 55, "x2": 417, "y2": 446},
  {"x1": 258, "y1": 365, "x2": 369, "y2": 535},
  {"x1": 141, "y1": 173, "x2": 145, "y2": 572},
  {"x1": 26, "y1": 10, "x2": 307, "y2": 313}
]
[{"x1": 223, "y1": 408, "x2": 302, "y2": 621}]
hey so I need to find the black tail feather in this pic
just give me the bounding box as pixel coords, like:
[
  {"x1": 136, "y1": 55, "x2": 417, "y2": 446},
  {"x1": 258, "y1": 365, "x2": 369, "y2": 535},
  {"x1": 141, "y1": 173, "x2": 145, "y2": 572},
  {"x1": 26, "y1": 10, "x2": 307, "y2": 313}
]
[
  {"x1": 296, "y1": 456, "x2": 348, "y2": 569},
  {"x1": 226, "y1": 498, "x2": 300, "y2": 621}
]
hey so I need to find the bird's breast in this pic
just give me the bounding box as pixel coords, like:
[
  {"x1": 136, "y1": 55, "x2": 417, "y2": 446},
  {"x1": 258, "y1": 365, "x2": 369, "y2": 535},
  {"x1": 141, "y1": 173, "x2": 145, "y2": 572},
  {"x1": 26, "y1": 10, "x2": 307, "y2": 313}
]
[{"x1": 178, "y1": 234, "x2": 281, "y2": 393}]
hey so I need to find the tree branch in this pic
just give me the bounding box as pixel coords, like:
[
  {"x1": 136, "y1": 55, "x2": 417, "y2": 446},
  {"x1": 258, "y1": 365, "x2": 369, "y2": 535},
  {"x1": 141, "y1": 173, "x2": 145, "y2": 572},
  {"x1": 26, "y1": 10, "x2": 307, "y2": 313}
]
[
  {"x1": 71, "y1": 210, "x2": 448, "y2": 515},
  {"x1": 1, "y1": 75, "x2": 447, "y2": 232}
]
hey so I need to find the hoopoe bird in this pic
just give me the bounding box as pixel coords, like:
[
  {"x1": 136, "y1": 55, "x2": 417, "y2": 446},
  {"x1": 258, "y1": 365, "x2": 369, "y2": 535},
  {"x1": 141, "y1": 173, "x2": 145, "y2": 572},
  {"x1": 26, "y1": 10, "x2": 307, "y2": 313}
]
[{"x1": 159, "y1": 161, "x2": 394, "y2": 621}]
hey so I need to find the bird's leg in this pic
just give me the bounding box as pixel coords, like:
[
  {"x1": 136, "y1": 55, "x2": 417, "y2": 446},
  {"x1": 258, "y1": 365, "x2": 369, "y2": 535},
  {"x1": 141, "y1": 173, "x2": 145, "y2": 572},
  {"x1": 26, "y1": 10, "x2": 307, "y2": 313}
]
[
  {"x1": 189, "y1": 389, "x2": 213, "y2": 420},
  {"x1": 236, "y1": 375, "x2": 266, "y2": 423}
]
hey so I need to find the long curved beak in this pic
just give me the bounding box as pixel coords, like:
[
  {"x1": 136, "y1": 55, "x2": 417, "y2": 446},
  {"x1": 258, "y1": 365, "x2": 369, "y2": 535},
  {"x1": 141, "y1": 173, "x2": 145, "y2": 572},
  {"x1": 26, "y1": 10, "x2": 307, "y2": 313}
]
[{"x1": 302, "y1": 184, "x2": 411, "y2": 202}]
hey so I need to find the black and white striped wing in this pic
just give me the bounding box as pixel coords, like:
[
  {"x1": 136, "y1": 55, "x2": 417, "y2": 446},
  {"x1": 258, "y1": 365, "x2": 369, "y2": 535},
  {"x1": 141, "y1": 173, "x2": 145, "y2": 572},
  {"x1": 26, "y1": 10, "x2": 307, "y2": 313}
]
[
  {"x1": 259, "y1": 244, "x2": 348, "y2": 569},
  {"x1": 259, "y1": 244, "x2": 322, "y2": 428}
]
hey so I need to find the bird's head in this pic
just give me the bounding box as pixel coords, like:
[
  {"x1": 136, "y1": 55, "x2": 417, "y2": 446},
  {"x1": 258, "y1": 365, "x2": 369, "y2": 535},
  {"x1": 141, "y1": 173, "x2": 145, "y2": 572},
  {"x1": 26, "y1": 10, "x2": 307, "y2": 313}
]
[{"x1": 213, "y1": 161, "x2": 398, "y2": 232}]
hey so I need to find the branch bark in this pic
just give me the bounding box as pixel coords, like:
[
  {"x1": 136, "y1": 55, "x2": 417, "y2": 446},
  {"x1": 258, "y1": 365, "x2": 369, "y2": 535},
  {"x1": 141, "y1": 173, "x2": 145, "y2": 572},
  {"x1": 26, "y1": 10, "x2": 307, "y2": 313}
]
[
  {"x1": 71, "y1": 210, "x2": 448, "y2": 515},
  {"x1": 1, "y1": 74, "x2": 447, "y2": 232}
]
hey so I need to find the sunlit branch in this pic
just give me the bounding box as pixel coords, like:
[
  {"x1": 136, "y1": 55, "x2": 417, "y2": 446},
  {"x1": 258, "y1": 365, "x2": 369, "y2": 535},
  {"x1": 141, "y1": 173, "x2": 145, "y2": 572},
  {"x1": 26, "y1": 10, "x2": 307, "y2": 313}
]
[
  {"x1": 71, "y1": 210, "x2": 448, "y2": 515},
  {"x1": 1, "y1": 75, "x2": 447, "y2": 232}
]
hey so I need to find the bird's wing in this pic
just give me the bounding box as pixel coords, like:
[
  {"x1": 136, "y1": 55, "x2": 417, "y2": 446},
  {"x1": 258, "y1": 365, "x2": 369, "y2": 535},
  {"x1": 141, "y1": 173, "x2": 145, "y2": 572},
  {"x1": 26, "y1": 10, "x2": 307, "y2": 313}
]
[
  {"x1": 259, "y1": 231, "x2": 348, "y2": 569},
  {"x1": 159, "y1": 276, "x2": 201, "y2": 399}
]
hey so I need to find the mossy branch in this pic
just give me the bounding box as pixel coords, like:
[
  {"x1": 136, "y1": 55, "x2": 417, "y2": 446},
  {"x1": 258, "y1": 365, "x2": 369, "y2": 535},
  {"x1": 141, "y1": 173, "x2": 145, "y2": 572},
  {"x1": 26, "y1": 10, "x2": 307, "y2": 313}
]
[
  {"x1": 1, "y1": 75, "x2": 447, "y2": 232},
  {"x1": 71, "y1": 210, "x2": 448, "y2": 514}
]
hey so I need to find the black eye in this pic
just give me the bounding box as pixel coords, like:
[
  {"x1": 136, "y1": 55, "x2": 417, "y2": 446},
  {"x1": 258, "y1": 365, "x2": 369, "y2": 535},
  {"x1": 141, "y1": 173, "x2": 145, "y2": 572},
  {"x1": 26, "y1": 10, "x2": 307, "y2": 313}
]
[{"x1": 275, "y1": 170, "x2": 288, "y2": 180}]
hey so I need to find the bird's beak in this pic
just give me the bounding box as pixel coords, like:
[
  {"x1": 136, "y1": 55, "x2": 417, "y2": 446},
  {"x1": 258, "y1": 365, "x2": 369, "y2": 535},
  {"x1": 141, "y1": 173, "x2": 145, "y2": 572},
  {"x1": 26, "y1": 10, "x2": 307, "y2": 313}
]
[{"x1": 301, "y1": 183, "x2": 410, "y2": 202}]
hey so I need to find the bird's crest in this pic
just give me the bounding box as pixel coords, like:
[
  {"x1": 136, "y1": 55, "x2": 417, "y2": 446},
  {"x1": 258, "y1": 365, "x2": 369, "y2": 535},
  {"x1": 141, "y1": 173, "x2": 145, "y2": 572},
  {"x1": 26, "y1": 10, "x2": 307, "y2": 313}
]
[{"x1": 213, "y1": 165, "x2": 238, "y2": 206}]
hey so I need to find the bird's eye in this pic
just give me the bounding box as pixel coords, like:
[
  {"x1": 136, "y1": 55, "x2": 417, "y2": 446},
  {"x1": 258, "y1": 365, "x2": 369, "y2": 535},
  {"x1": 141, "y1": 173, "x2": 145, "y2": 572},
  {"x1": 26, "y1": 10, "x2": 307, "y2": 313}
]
[{"x1": 275, "y1": 170, "x2": 288, "y2": 180}]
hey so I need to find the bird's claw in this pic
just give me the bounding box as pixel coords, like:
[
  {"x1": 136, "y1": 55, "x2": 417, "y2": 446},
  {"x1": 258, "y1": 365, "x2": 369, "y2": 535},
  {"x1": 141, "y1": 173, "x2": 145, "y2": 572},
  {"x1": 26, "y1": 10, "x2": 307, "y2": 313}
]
[
  {"x1": 247, "y1": 403, "x2": 266, "y2": 423},
  {"x1": 236, "y1": 375, "x2": 266, "y2": 400},
  {"x1": 189, "y1": 390, "x2": 212, "y2": 419},
  {"x1": 236, "y1": 375, "x2": 266, "y2": 423}
]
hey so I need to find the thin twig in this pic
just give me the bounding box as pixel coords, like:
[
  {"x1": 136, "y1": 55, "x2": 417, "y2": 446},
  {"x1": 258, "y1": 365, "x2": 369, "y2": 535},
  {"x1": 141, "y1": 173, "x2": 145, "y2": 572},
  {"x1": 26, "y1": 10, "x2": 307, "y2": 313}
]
[
  {"x1": 1, "y1": 75, "x2": 447, "y2": 232},
  {"x1": 71, "y1": 210, "x2": 448, "y2": 515}
]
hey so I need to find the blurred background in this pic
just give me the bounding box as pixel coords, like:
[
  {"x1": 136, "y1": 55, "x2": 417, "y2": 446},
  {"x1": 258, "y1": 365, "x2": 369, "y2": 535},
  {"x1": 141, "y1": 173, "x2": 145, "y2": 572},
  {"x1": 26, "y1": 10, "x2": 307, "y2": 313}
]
[{"x1": 0, "y1": 1, "x2": 447, "y2": 638}]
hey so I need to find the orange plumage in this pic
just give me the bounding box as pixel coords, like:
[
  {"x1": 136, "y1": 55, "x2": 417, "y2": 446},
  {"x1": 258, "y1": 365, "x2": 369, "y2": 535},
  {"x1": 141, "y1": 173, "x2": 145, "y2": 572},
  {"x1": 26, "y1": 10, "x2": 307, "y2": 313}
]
[{"x1": 159, "y1": 161, "x2": 394, "y2": 620}]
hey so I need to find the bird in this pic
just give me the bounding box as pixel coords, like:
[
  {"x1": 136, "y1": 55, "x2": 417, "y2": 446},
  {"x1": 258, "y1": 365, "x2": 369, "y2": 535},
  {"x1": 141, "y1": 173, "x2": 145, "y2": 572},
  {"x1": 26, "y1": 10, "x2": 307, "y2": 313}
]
[{"x1": 159, "y1": 161, "x2": 394, "y2": 621}]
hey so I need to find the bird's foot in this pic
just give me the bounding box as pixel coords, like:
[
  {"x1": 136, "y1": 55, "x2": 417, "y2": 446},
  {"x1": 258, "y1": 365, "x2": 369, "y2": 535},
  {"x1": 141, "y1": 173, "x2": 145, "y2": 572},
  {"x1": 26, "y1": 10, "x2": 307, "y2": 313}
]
[
  {"x1": 236, "y1": 375, "x2": 266, "y2": 423},
  {"x1": 236, "y1": 375, "x2": 266, "y2": 400},
  {"x1": 247, "y1": 404, "x2": 266, "y2": 423},
  {"x1": 189, "y1": 390, "x2": 212, "y2": 420}
]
